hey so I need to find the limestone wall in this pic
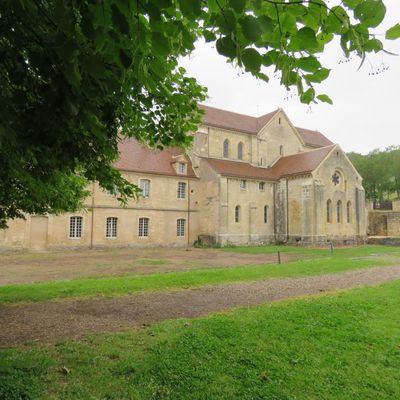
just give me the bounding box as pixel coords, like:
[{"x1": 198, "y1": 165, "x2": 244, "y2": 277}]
[
  {"x1": 218, "y1": 177, "x2": 275, "y2": 245},
  {"x1": 311, "y1": 147, "x2": 366, "y2": 243}
]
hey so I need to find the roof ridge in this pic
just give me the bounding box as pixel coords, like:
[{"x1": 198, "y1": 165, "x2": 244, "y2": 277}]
[
  {"x1": 199, "y1": 104, "x2": 278, "y2": 120},
  {"x1": 279, "y1": 144, "x2": 336, "y2": 159}
]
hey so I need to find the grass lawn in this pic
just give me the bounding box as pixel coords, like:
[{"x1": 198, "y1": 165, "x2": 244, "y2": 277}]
[
  {"x1": 0, "y1": 245, "x2": 398, "y2": 304},
  {"x1": 2, "y1": 279, "x2": 400, "y2": 399}
]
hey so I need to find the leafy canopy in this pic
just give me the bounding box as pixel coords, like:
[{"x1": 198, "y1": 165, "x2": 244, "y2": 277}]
[
  {"x1": 0, "y1": 0, "x2": 398, "y2": 227},
  {"x1": 348, "y1": 146, "x2": 400, "y2": 202}
]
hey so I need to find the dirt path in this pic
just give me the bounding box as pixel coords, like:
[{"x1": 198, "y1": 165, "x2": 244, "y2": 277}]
[
  {"x1": 0, "y1": 248, "x2": 303, "y2": 285},
  {"x1": 1, "y1": 265, "x2": 400, "y2": 347}
]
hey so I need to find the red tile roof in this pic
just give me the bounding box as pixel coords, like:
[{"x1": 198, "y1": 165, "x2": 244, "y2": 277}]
[
  {"x1": 199, "y1": 104, "x2": 278, "y2": 135},
  {"x1": 270, "y1": 145, "x2": 335, "y2": 178},
  {"x1": 199, "y1": 104, "x2": 332, "y2": 148},
  {"x1": 204, "y1": 145, "x2": 335, "y2": 180},
  {"x1": 114, "y1": 138, "x2": 197, "y2": 178},
  {"x1": 296, "y1": 127, "x2": 333, "y2": 147},
  {"x1": 204, "y1": 158, "x2": 277, "y2": 181}
]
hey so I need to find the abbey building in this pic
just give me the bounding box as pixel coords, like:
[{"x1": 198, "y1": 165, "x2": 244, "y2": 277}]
[{"x1": 0, "y1": 105, "x2": 366, "y2": 250}]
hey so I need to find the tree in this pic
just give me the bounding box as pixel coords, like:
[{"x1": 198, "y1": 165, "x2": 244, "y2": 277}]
[
  {"x1": 1, "y1": 0, "x2": 399, "y2": 228},
  {"x1": 348, "y1": 146, "x2": 400, "y2": 202}
]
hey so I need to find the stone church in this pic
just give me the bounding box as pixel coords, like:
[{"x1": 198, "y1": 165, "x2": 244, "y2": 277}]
[{"x1": 0, "y1": 105, "x2": 366, "y2": 250}]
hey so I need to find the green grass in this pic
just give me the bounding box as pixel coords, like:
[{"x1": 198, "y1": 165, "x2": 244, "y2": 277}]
[
  {"x1": 223, "y1": 243, "x2": 397, "y2": 255},
  {"x1": 0, "y1": 245, "x2": 398, "y2": 304},
  {"x1": 2, "y1": 280, "x2": 400, "y2": 399}
]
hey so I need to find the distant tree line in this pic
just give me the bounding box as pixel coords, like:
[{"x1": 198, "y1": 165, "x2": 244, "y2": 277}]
[{"x1": 348, "y1": 147, "x2": 400, "y2": 202}]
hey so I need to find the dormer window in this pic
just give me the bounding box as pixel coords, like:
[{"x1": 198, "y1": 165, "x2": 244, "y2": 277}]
[{"x1": 178, "y1": 162, "x2": 187, "y2": 175}]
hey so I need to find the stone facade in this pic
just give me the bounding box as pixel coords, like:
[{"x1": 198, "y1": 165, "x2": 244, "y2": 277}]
[{"x1": 0, "y1": 106, "x2": 367, "y2": 250}]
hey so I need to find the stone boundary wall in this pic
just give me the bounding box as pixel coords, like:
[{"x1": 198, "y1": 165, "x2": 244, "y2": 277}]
[{"x1": 368, "y1": 211, "x2": 400, "y2": 237}]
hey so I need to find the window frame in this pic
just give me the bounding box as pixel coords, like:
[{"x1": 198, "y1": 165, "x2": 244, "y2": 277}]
[
  {"x1": 264, "y1": 205, "x2": 268, "y2": 224},
  {"x1": 176, "y1": 218, "x2": 186, "y2": 237},
  {"x1": 259, "y1": 182, "x2": 266, "y2": 192},
  {"x1": 177, "y1": 162, "x2": 187, "y2": 175},
  {"x1": 139, "y1": 178, "x2": 151, "y2": 198},
  {"x1": 106, "y1": 217, "x2": 118, "y2": 239},
  {"x1": 235, "y1": 205, "x2": 241, "y2": 223},
  {"x1": 177, "y1": 181, "x2": 187, "y2": 199},
  {"x1": 69, "y1": 216, "x2": 83, "y2": 239},
  {"x1": 337, "y1": 200, "x2": 343, "y2": 223},
  {"x1": 327, "y1": 199, "x2": 332, "y2": 223},
  {"x1": 138, "y1": 217, "x2": 150, "y2": 238},
  {"x1": 239, "y1": 179, "x2": 247, "y2": 190},
  {"x1": 223, "y1": 139, "x2": 230, "y2": 158},
  {"x1": 346, "y1": 201, "x2": 351, "y2": 223},
  {"x1": 237, "y1": 142, "x2": 244, "y2": 160}
]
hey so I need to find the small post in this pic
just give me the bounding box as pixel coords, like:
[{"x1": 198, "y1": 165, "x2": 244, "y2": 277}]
[
  {"x1": 330, "y1": 242, "x2": 334, "y2": 254},
  {"x1": 278, "y1": 251, "x2": 281, "y2": 264}
]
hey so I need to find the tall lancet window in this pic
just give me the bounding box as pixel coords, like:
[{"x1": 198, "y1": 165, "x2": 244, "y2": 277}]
[
  {"x1": 223, "y1": 139, "x2": 230, "y2": 158},
  {"x1": 238, "y1": 142, "x2": 243, "y2": 160}
]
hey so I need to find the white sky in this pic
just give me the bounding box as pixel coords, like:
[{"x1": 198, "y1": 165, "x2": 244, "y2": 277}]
[{"x1": 180, "y1": 0, "x2": 400, "y2": 154}]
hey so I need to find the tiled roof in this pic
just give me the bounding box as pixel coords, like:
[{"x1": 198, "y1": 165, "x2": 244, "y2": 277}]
[
  {"x1": 204, "y1": 145, "x2": 335, "y2": 180},
  {"x1": 270, "y1": 145, "x2": 335, "y2": 177},
  {"x1": 199, "y1": 104, "x2": 278, "y2": 135},
  {"x1": 114, "y1": 138, "x2": 197, "y2": 178},
  {"x1": 204, "y1": 158, "x2": 277, "y2": 181},
  {"x1": 296, "y1": 127, "x2": 334, "y2": 147},
  {"x1": 199, "y1": 104, "x2": 332, "y2": 148}
]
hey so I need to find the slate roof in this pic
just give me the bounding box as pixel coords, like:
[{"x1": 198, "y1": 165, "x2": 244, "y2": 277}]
[
  {"x1": 199, "y1": 104, "x2": 333, "y2": 148},
  {"x1": 114, "y1": 138, "x2": 197, "y2": 178}
]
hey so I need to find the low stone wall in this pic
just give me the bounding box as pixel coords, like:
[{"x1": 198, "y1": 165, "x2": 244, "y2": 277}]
[
  {"x1": 367, "y1": 236, "x2": 400, "y2": 246},
  {"x1": 368, "y1": 211, "x2": 400, "y2": 237}
]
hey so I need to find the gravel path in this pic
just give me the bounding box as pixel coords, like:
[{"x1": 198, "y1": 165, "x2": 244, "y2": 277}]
[{"x1": 1, "y1": 265, "x2": 400, "y2": 347}]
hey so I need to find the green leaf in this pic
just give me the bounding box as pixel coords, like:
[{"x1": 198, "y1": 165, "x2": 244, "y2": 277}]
[
  {"x1": 151, "y1": 32, "x2": 170, "y2": 56},
  {"x1": 342, "y1": 0, "x2": 363, "y2": 9},
  {"x1": 241, "y1": 48, "x2": 262, "y2": 72},
  {"x1": 203, "y1": 29, "x2": 217, "y2": 42},
  {"x1": 216, "y1": 36, "x2": 237, "y2": 58},
  {"x1": 364, "y1": 38, "x2": 383, "y2": 52},
  {"x1": 290, "y1": 27, "x2": 318, "y2": 52},
  {"x1": 239, "y1": 15, "x2": 262, "y2": 42},
  {"x1": 300, "y1": 88, "x2": 315, "y2": 104},
  {"x1": 296, "y1": 56, "x2": 321, "y2": 73},
  {"x1": 258, "y1": 15, "x2": 273, "y2": 33},
  {"x1": 228, "y1": 0, "x2": 246, "y2": 13},
  {"x1": 354, "y1": 0, "x2": 386, "y2": 28},
  {"x1": 280, "y1": 13, "x2": 297, "y2": 34},
  {"x1": 386, "y1": 24, "x2": 400, "y2": 40},
  {"x1": 305, "y1": 68, "x2": 331, "y2": 83},
  {"x1": 317, "y1": 94, "x2": 333, "y2": 105},
  {"x1": 178, "y1": 0, "x2": 202, "y2": 19}
]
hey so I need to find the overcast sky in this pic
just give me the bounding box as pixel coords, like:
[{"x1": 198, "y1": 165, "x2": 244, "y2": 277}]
[{"x1": 180, "y1": 0, "x2": 400, "y2": 154}]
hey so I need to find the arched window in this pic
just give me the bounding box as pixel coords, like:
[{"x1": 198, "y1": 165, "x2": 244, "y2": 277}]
[
  {"x1": 337, "y1": 200, "x2": 342, "y2": 223},
  {"x1": 223, "y1": 139, "x2": 229, "y2": 158},
  {"x1": 279, "y1": 145, "x2": 284, "y2": 156},
  {"x1": 237, "y1": 142, "x2": 243, "y2": 160},
  {"x1": 327, "y1": 200, "x2": 332, "y2": 223},
  {"x1": 264, "y1": 205, "x2": 268, "y2": 223},
  {"x1": 235, "y1": 205, "x2": 240, "y2": 223},
  {"x1": 346, "y1": 201, "x2": 351, "y2": 223}
]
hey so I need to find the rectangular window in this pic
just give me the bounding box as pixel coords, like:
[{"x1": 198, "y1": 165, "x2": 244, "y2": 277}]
[
  {"x1": 69, "y1": 216, "x2": 83, "y2": 238},
  {"x1": 240, "y1": 179, "x2": 247, "y2": 190},
  {"x1": 177, "y1": 182, "x2": 187, "y2": 199},
  {"x1": 177, "y1": 219, "x2": 186, "y2": 237},
  {"x1": 139, "y1": 179, "x2": 150, "y2": 198},
  {"x1": 178, "y1": 162, "x2": 187, "y2": 175},
  {"x1": 259, "y1": 182, "x2": 265, "y2": 191},
  {"x1": 106, "y1": 217, "x2": 118, "y2": 238},
  {"x1": 138, "y1": 217, "x2": 149, "y2": 237}
]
